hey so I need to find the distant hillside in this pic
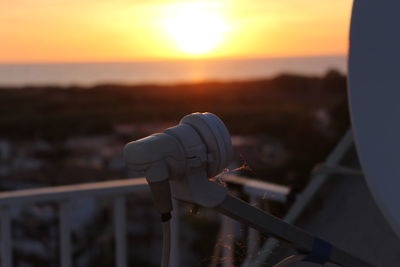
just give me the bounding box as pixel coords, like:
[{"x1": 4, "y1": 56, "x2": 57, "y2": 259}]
[{"x1": 0, "y1": 70, "x2": 348, "y2": 141}]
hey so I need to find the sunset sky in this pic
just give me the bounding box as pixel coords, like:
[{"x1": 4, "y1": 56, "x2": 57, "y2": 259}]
[{"x1": 0, "y1": 0, "x2": 353, "y2": 63}]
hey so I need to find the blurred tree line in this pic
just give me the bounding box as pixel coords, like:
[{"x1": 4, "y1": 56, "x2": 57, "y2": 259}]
[
  {"x1": 0, "y1": 69, "x2": 348, "y2": 140},
  {"x1": 0, "y1": 70, "x2": 349, "y2": 188}
]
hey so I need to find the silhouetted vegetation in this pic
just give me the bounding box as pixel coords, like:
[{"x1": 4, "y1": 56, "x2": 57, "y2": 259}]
[
  {"x1": 0, "y1": 70, "x2": 348, "y2": 139},
  {"x1": 0, "y1": 70, "x2": 349, "y2": 187}
]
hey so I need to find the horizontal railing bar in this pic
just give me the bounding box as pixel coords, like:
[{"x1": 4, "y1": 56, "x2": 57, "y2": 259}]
[
  {"x1": 0, "y1": 175, "x2": 288, "y2": 205},
  {"x1": 0, "y1": 178, "x2": 148, "y2": 205},
  {"x1": 223, "y1": 175, "x2": 290, "y2": 203}
]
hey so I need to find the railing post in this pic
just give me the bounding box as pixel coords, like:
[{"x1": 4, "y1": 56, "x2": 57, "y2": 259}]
[
  {"x1": 242, "y1": 193, "x2": 260, "y2": 267},
  {"x1": 0, "y1": 206, "x2": 12, "y2": 267},
  {"x1": 220, "y1": 214, "x2": 235, "y2": 267},
  {"x1": 114, "y1": 196, "x2": 127, "y2": 267},
  {"x1": 59, "y1": 200, "x2": 72, "y2": 267}
]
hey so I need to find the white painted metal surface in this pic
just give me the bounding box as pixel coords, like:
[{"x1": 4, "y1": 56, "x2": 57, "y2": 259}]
[
  {"x1": 241, "y1": 194, "x2": 262, "y2": 267},
  {"x1": 217, "y1": 194, "x2": 372, "y2": 266},
  {"x1": 252, "y1": 130, "x2": 354, "y2": 266},
  {"x1": 212, "y1": 175, "x2": 290, "y2": 267},
  {"x1": 59, "y1": 201, "x2": 72, "y2": 267},
  {"x1": 1, "y1": 206, "x2": 12, "y2": 267},
  {"x1": 0, "y1": 174, "x2": 286, "y2": 267},
  {"x1": 223, "y1": 174, "x2": 290, "y2": 203},
  {"x1": 0, "y1": 178, "x2": 148, "y2": 267},
  {"x1": 169, "y1": 200, "x2": 180, "y2": 267},
  {"x1": 113, "y1": 196, "x2": 127, "y2": 267},
  {"x1": 220, "y1": 215, "x2": 235, "y2": 267},
  {"x1": 0, "y1": 178, "x2": 148, "y2": 205},
  {"x1": 348, "y1": 0, "x2": 400, "y2": 238}
]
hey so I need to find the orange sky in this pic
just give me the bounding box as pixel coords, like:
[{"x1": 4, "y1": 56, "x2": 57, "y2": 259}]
[{"x1": 0, "y1": 0, "x2": 353, "y2": 63}]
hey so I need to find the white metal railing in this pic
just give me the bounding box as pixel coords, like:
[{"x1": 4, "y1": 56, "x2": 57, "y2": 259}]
[
  {"x1": 211, "y1": 175, "x2": 290, "y2": 267},
  {"x1": 0, "y1": 178, "x2": 149, "y2": 267},
  {"x1": 252, "y1": 130, "x2": 355, "y2": 267},
  {"x1": 0, "y1": 175, "x2": 290, "y2": 267}
]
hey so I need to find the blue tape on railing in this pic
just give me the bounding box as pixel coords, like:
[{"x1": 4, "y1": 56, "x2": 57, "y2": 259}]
[{"x1": 302, "y1": 237, "x2": 332, "y2": 265}]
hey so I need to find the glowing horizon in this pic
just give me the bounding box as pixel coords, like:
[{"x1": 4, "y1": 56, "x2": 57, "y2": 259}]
[{"x1": 0, "y1": 0, "x2": 352, "y2": 63}]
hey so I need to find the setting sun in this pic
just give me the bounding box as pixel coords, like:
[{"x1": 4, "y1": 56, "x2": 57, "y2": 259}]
[
  {"x1": 0, "y1": 0, "x2": 352, "y2": 62},
  {"x1": 163, "y1": 2, "x2": 229, "y2": 55}
]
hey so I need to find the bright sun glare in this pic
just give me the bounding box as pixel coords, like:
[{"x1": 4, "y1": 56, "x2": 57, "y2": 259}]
[{"x1": 163, "y1": 3, "x2": 229, "y2": 55}]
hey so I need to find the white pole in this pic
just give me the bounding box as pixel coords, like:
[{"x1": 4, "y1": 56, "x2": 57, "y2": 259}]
[
  {"x1": 169, "y1": 200, "x2": 180, "y2": 267},
  {"x1": 221, "y1": 214, "x2": 235, "y2": 267},
  {"x1": 0, "y1": 206, "x2": 12, "y2": 267},
  {"x1": 241, "y1": 194, "x2": 261, "y2": 267},
  {"x1": 114, "y1": 196, "x2": 127, "y2": 267},
  {"x1": 59, "y1": 201, "x2": 72, "y2": 267}
]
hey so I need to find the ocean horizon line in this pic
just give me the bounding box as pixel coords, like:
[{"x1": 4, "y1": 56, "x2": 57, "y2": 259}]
[
  {"x1": 0, "y1": 54, "x2": 346, "y2": 65},
  {"x1": 0, "y1": 55, "x2": 347, "y2": 87}
]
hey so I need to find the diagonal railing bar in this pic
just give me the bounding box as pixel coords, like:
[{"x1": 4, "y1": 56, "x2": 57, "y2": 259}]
[{"x1": 251, "y1": 130, "x2": 354, "y2": 267}]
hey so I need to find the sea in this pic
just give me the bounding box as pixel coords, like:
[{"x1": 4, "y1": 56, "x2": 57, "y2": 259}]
[{"x1": 0, "y1": 55, "x2": 346, "y2": 86}]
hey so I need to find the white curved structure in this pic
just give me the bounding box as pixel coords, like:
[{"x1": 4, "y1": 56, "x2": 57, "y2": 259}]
[{"x1": 349, "y1": 0, "x2": 400, "y2": 237}]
